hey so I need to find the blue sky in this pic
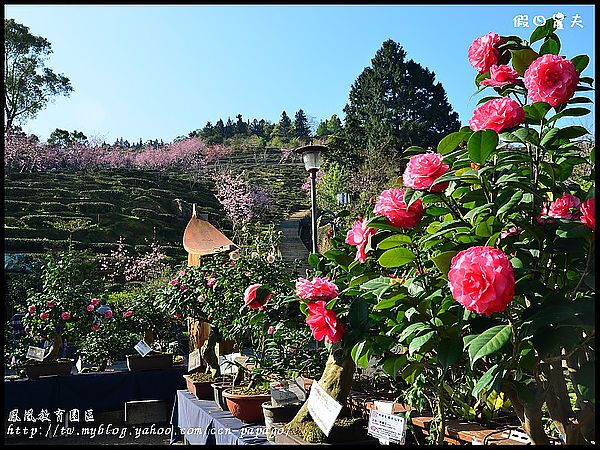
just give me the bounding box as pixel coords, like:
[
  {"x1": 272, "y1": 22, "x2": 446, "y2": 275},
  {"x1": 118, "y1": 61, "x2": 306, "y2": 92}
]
[{"x1": 5, "y1": 4, "x2": 595, "y2": 143}]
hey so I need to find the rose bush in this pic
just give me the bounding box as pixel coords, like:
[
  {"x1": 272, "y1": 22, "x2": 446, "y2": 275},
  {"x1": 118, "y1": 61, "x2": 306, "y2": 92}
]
[{"x1": 289, "y1": 20, "x2": 595, "y2": 445}]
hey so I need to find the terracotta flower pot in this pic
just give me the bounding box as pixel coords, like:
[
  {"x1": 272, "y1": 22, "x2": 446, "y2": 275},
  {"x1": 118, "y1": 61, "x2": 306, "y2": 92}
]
[
  {"x1": 223, "y1": 389, "x2": 271, "y2": 423},
  {"x1": 24, "y1": 359, "x2": 73, "y2": 379},
  {"x1": 126, "y1": 353, "x2": 173, "y2": 371},
  {"x1": 183, "y1": 375, "x2": 214, "y2": 400}
]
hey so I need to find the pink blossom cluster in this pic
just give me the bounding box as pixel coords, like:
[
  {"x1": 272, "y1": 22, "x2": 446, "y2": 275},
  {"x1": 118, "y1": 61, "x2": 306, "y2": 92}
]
[{"x1": 100, "y1": 237, "x2": 168, "y2": 282}]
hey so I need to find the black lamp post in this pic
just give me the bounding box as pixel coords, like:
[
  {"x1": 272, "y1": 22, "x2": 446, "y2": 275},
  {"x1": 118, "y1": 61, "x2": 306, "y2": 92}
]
[{"x1": 295, "y1": 144, "x2": 327, "y2": 254}]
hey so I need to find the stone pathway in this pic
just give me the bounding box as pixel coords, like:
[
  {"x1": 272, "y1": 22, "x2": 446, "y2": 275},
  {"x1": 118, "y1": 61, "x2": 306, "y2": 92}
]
[{"x1": 278, "y1": 210, "x2": 310, "y2": 276}]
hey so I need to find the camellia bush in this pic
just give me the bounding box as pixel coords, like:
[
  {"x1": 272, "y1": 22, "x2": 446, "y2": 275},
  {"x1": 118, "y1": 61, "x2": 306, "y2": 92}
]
[{"x1": 288, "y1": 20, "x2": 594, "y2": 445}]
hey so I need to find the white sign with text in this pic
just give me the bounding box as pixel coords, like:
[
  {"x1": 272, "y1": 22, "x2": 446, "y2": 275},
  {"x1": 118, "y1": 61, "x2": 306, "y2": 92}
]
[
  {"x1": 307, "y1": 381, "x2": 343, "y2": 437},
  {"x1": 134, "y1": 340, "x2": 152, "y2": 357},
  {"x1": 26, "y1": 346, "x2": 45, "y2": 362},
  {"x1": 187, "y1": 349, "x2": 202, "y2": 372},
  {"x1": 218, "y1": 353, "x2": 241, "y2": 374},
  {"x1": 367, "y1": 409, "x2": 406, "y2": 444}
]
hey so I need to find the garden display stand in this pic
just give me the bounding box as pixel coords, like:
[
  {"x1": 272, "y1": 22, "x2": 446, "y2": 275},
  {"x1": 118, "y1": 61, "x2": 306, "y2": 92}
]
[{"x1": 126, "y1": 353, "x2": 173, "y2": 371}]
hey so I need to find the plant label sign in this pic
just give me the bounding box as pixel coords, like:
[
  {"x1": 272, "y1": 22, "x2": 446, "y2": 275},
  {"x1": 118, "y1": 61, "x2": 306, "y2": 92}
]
[
  {"x1": 134, "y1": 340, "x2": 152, "y2": 357},
  {"x1": 26, "y1": 346, "x2": 45, "y2": 362},
  {"x1": 219, "y1": 353, "x2": 241, "y2": 374},
  {"x1": 188, "y1": 349, "x2": 202, "y2": 372},
  {"x1": 367, "y1": 409, "x2": 406, "y2": 445},
  {"x1": 76, "y1": 357, "x2": 83, "y2": 373},
  {"x1": 307, "y1": 381, "x2": 343, "y2": 437},
  {"x1": 270, "y1": 380, "x2": 306, "y2": 406}
]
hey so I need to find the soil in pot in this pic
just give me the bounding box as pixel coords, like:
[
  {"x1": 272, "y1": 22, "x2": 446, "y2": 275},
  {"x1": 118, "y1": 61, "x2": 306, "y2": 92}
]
[
  {"x1": 262, "y1": 401, "x2": 303, "y2": 441},
  {"x1": 126, "y1": 352, "x2": 173, "y2": 371},
  {"x1": 223, "y1": 387, "x2": 271, "y2": 423},
  {"x1": 184, "y1": 373, "x2": 219, "y2": 400},
  {"x1": 24, "y1": 359, "x2": 73, "y2": 379}
]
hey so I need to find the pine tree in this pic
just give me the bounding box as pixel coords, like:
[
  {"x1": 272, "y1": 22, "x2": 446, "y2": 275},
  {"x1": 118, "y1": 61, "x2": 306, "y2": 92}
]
[
  {"x1": 224, "y1": 117, "x2": 234, "y2": 139},
  {"x1": 278, "y1": 111, "x2": 292, "y2": 140},
  {"x1": 344, "y1": 39, "x2": 460, "y2": 156},
  {"x1": 293, "y1": 109, "x2": 311, "y2": 139}
]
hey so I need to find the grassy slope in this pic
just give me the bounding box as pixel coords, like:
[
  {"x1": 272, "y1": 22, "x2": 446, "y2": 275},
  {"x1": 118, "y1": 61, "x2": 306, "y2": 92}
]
[{"x1": 4, "y1": 148, "x2": 308, "y2": 258}]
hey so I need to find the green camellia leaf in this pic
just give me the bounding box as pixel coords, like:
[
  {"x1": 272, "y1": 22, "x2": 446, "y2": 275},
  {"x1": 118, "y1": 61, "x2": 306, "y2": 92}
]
[
  {"x1": 437, "y1": 130, "x2": 471, "y2": 155},
  {"x1": 548, "y1": 107, "x2": 591, "y2": 123},
  {"x1": 467, "y1": 129, "x2": 498, "y2": 164},
  {"x1": 360, "y1": 276, "x2": 391, "y2": 299},
  {"x1": 431, "y1": 251, "x2": 458, "y2": 276},
  {"x1": 510, "y1": 48, "x2": 539, "y2": 76},
  {"x1": 308, "y1": 253, "x2": 320, "y2": 269},
  {"x1": 468, "y1": 324, "x2": 512, "y2": 368},
  {"x1": 437, "y1": 337, "x2": 463, "y2": 371},
  {"x1": 348, "y1": 298, "x2": 370, "y2": 331},
  {"x1": 398, "y1": 322, "x2": 432, "y2": 342},
  {"x1": 408, "y1": 330, "x2": 435, "y2": 356},
  {"x1": 472, "y1": 364, "x2": 505, "y2": 398},
  {"x1": 377, "y1": 234, "x2": 412, "y2": 249},
  {"x1": 539, "y1": 33, "x2": 560, "y2": 55},
  {"x1": 382, "y1": 355, "x2": 407, "y2": 378},
  {"x1": 378, "y1": 247, "x2": 416, "y2": 268},
  {"x1": 529, "y1": 19, "x2": 556, "y2": 44},
  {"x1": 555, "y1": 126, "x2": 589, "y2": 140},
  {"x1": 574, "y1": 360, "x2": 595, "y2": 402},
  {"x1": 523, "y1": 102, "x2": 552, "y2": 122},
  {"x1": 351, "y1": 340, "x2": 372, "y2": 368},
  {"x1": 571, "y1": 55, "x2": 590, "y2": 74},
  {"x1": 539, "y1": 127, "x2": 560, "y2": 146},
  {"x1": 475, "y1": 71, "x2": 490, "y2": 88}
]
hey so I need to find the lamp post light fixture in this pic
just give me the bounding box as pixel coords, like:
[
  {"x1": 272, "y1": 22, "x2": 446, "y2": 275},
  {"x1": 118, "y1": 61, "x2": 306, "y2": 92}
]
[{"x1": 295, "y1": 144, "x2": 327, "y2": 254}]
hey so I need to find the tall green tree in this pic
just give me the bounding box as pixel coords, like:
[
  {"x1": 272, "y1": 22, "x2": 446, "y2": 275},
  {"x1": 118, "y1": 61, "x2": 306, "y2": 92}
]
[
  {"x1": 343, "y1": 39, "x2": 459, "y2": 156},
  {"x1": 278, "y1": 110, "x2": 292, "y2": 140},
  {"x1": 47, "y1": 128, "x2": 87, "y2": 148},
  {"x1": 293, "y1": 109, "x2": 311, "y2": 139},
  {"x1": 4, "y1": 19, "x2": 73, "y2": 130}
]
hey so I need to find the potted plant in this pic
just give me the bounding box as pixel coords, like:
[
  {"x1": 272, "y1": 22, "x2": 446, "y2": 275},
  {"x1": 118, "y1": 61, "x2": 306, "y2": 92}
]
[{"x1": 183, "y1": 371, "x2": 223, "y2": 400}]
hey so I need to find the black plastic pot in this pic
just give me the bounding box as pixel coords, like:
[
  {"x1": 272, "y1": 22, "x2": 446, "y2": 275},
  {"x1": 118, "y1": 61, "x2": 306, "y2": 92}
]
[
  {"x1": 212, "y1": 381, "x2": 232, "y2": 411},
  {"x1": 262, "y1": 401, "x2": 303, "y2": 441}
]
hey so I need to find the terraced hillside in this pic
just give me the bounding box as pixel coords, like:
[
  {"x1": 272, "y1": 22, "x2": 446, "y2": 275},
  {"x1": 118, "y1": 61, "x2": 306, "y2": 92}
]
[{"x1": 4, "y1": 148, "x2": 309, "y2": 258}]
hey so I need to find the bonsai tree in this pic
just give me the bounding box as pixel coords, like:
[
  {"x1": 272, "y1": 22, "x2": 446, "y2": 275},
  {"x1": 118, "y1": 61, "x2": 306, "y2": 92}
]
[{"x1": 288, "y1": 20, "x2": 594, "y2": 445}]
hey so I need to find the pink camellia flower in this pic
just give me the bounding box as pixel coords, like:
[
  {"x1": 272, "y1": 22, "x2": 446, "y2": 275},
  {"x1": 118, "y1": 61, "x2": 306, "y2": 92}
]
[
  {"x1": 243, "y1": 284, "x2": 271, "y2": 310},
  {"x1": 90, "y1": 298, "x2": 100, "y2": 307},
  {"x1": 91, "y1": 325, "x2": 100, "y2": 331},
  {"x1": 524, "y1": 54, "x2": 579, "y2": 107},
  {"x1": 207, "y1": 278, "x2": 217, "y2": 287},
  {"x1": 180, "y1": 285, "x2": 188, "y2": 291},
  {"x1": 469, "y1": 97, "x2": 525, "y2": 133},
  {"x1": 178, "y1": 270, "x2": 186, "y2": 276},
  {"x1": 170, "y1": 278, "x2": 179, "y2": 286},
  {"x1": 40, "y1": 312, "x2": 49, "y2": 320},
  {"x1": 548, "y1": 193, "x2": 581, "y2": 220},
  {"x1": 46, "y1": 301, "x2": 55, "y2": 308},
  {"x1": 373, "y1": 188, "x2": 424, "y2": 229},
  {"x1": 580, "y1": 198, "x2": 595, "y2": 234},
  {"x1": 230, "y1": 261, "x2": 236, "y2": 267},
  {"x1": 448, "y1": 246, "x2": 515, "y2": 316},
  {"x1": 104, "y1": 310, "x2": 113, "y2": 319},
  {"x1": 500, "y1": 226, "x2": 521, "y2": 240},
  {"x1": 468, "y1": 32, "x2": 503, "y2": 73},
  {"x1": 345, "y1": 217, "x2": 376, "y2": 263},
  {"x1": 61, "y1": 311, "x2": 71, "y2": 320},
  {"x1": 123, "y1": 310, "x2": 133, "y2": 318},
  {"x1": 480, "y1": 64, "x2": 521, "y2": 87},
  {"x1": 536, "y1": 203, "x2": 550, "y2": 224},
  {"x1": 305, "y1": 301, "x2": 345, "y2": 344},
  {"x1": 295, "y1": 277, "x2": 339, "y2": 302},
  {"x1": 86, "y1": 304, "x2": 95, "y2": 312},
  {"x1": 28, "y1": 305, "x2": 36, "y2": 313},
  {"x1": 402, "y1": 153, "x2": 449, "y2": 192},
  {"x1": 267, "y1": 326, "x2": 276, "y2": 335}
]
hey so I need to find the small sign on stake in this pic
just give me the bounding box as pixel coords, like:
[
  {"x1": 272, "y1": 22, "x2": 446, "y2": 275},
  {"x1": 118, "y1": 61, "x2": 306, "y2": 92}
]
[
  {"x1": 367, "y1": 409, "x2": 407, "y2": 445},
  {"x1": 27, "y1": 346, "x2": 45, "y2": 362},
  {"x1": 188, "y1": 349, "x2": 201, "y2": 372},
  {"x1": 218, "y1": 353, "x2": 241, "y2": 374},
  {"x1": 270, "y1": 380, "x2": 306, "y2": 406},
  {"x1": 307, "y1": 381, "x2": 343, "y2": 437},
  {"x1": 76, "y1": 357, "x2": 83, "y2": 373},
  {"x1": 134, "y1": 340, "x2": 152, "y2": 357}
]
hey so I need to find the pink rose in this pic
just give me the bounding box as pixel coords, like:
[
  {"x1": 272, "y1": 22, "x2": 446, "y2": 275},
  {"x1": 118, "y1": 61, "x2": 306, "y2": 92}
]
[
  {"x1": 524, "y1": 54, "x2": 579, "y2": 107},
  {"x1": 40, "y1": 312, "x2": 49, "y2": 320},
  {"x1": 468, "y1": 32, "x2": 503, "y2": 73},
  {"x1": 480, "y1": 64, "x2": 521, "y2": 87},
  {"x1": 207, "y1": 278, "x2": 217, "y2": 287},
  {"x1": 90, "y1": 298, "x2": 99, "y2": 306},
  {"x1": 373, "y1": 188, "x2": 424, "y2": 229},
  {"x1": 305, "y1": 301, "x2": 345, "y2": 344},
  {"x1": 243, "y1": 284, "x2": 271, "y2": 310},
  {"x1": 267, "y1": 326, "x2": 275, "y2": 335},
  {"x1": 295, "y1": 277, "x2": 339, "y2": 302},
  {"x1": 548, "y1": 194, "x2": 581, "y2": 220},
  {"x1": 28, "y1": 305, "x2": 36, "y2": 313},
  {"x1": 123, "y1": 310, "x2": 133, "y2": 318},
  {"x1": 61, "y1": 311, "x2": 71, "y2": 320},
  {"x1": 91, "y1": 325, "x2": 100, "y2": 331},
  {"x1": 345, "y1": 217, "x2": 376, "y2": 263},
  {"x1": 170, "y1": 278, "x2": 179, "y2": 286},
  {"x1": 580, "y1": 198, "x2": 595, "y2": 234},
  {"x1": 469, "y1": 97, "x2": 525, "y2": 133},
  {"x1": 448, "y1": 246, "x2": 515, "y2": 316},
  {"x1": 104, "y1": 310, "x2": 113, "y2": 319},
  {"x1": 46, "y1": 301, "x2": 55, "y2": 308},
  {"x1": 86, "y1": 304, "x2": 95, "y2": 312},
  {"x1": 402, "y1": 153, "x2": 449, "y2": 192}
]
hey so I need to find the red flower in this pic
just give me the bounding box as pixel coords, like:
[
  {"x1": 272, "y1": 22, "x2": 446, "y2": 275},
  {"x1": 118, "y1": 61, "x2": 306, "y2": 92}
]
[
  {"x1": 170, "y1": 278, "x2": 179, "y2": 286},
  {"x1": 243, "y1": 284, "x2": 271, "y2": 310},
  {"x1": 40, "y1": 312, "x2": 49, "y2": 320},
  {"x1": 86, "y1": 304, "x2": 95, "y2": 312},
  {"x1": 123, "y1": 310, "x2": 133, "y2": 318},
  {"x1": 469, "y1": 97, "x2": 524, "y2": 133},
  {"x1": 46, "y1": 301, "x2": 55, "y2": 308},
  {"x1": 61, "y1": 311, "x2": 71, "y2": 320},
  {"x1": 402, "y1": 153, "x2": 449, "y2": 192},
  {"x1": 345, "y1": 218, "x2": 376, "y2": 263},
  {"x1": 104, "y1": 310, "x2": 113, "y2": 319},
  {"x1": 524, "y1": 54, "x2": 579, "y2": 107},
  {"x1": 548, "y1": 193, "x2": 581, "y2": 220},
  {"x1": 90, "y1": 298, "x2": 100, "y2": 306},
  {"x1": 373, "y1": 188, "x2": 424, "y2": 229},
  {"x1": 480, "y1": 64, "x2": 521, "y2": 87},
  {"x1": 468, "y1": 32, "x2": 503, "y2": 73},
  {"x1": 91, "y1": 325, "x2": 100, "y2": 331},
  {"x1": 295, "y1": 277, "x2": 339, "y2": 302},
  {"x1": 580, "y1": 197, "x2": 595, "y2": 235},
  {"x1": 28, "y1": 305, "x2": 36, "y2": 313},
  {"x1": 305, "y1": 301, "x2": 345, "y2": 344}
]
